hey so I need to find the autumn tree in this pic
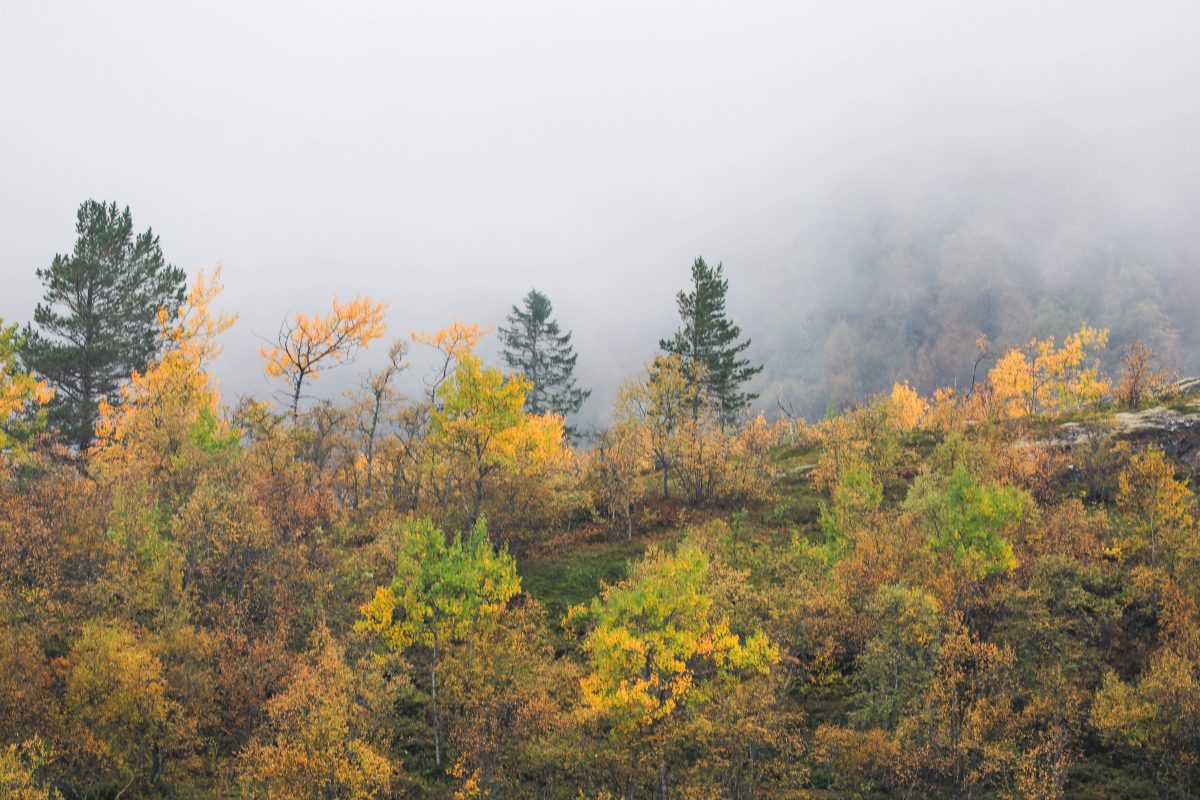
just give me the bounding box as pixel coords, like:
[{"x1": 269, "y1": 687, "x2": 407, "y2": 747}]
[
  {"x1": 987, "y1": 324, "x2": 1110, "y2": 418},
  {"x1": 591, "y1": 421, "x2": 649, "y2": 539},
  {"x1": 0, "y1": 738, "x2": 60, "y2": 800},
  {"x1": 93, "y1": 268, "x2": 236, "y2": 466},
  {"x1": 890, "y1": 380, "x2": 930, "y2": 430},
  {"x1": 809, "y1": 397, "x2": 909, "y2": 505},
  {"x1": 616, "y1": 354, "x2": 695, "y2": 500},
  {"x1": 261, "y1": 296, "x2": 387, "y2": 418},
  {"x1": 895, "y1": 617, "x2": 1020, "y2": 798},
  {"x1": 1115, "y1": 446, "x2": 1196, "y2": 570},
  {"x1": 614, "y1": 354, "x2": 773, "y2": 507},
  {"x1": 358, "y1": 517, "x2": 521, "y2": 771},
  {"x1": 1115, "y1": 339, "x2": 1172, "y2": 409},
  {"x1": 421, "y1": 326, "x2": 565, "y2": 525},
  {"x1": 499, "y1": 289, "x2": 590, "y2": 423},
  {"x1": 434, "y1": 596, "x2": 580, "y2": 797},
  {"x1": 431, "y1": 353, "x2": 530, "y2": 523},
  {"x1": 238, "y1": 626, "x2": 394, "y2": 800},
  {"x1": 22, "y1": 200, "x2": 186, "y2": 449},
  {"x1": 0, "y1": 322, "x2": 54, "y2": 451},
  {"x1": 57, "y1": 622, "x2": 190, "y2": 798},
  {"x1": 852, "y1": 585, "x2": 941, "y2": 731},
  {"x1": 660, "y1": 257, "x2": 762, "y2": 424},
  {"x1": 568, "y1": 542, "x2": 777, "y2": 799},
  {"x1": 1091, "y1": 588, "x2": 1200, "y2": 799},
  {"x1": 349, "y1": 339, "x2": 408, "y2": 506}
]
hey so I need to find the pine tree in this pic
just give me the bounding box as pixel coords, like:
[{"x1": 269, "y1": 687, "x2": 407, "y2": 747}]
[
  {"x1": 660, "y1": 257, "x2": 762, "y2": 424},
  {"x1": 499, "y1": 289, "x2": 590, "y2": 420},
  {"x1": 22, "y1": 200, "x2": 187, "y2": 450}
]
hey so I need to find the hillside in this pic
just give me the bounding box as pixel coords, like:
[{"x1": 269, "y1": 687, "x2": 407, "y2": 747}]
[
  {"x1": 1, "y1": 293, "x2": 1198, "y2": 799},
  {"x1": 518, "y1": 377, "x2": 1200, "y2": 799}
]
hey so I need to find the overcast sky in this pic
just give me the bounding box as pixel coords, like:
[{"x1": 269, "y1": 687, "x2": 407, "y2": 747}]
[{"x1": 3, "y1": 1, "x2": 1199, "y2": 421}]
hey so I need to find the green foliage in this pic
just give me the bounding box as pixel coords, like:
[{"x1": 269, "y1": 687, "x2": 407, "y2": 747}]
[
  {"x1": 851, "y1": 584, "x2": 941, "y2": 730},
  {"x1": 359, "y1": 517, "x2": 521, "y2": 652},
  {"x1": 358, "y1": 516, "x2": 521, "y2": 771},
  {"x1": 660, "y1": 257, "x2": 762, "y2": 423},
  {"x1": 818, "y1": 463, "x2": 883, "y2": 545},
  {"x1": 499, "y1": 288, "x2": 590, "y2": 421},
  {"x1": 22, "y1": 200, "x2": 186, "y2": 449},
  {"x1": 185, "y1": 406, "x2": 241, "y2": 460},
  {"x1": 570, "y1": 542, "x2": 777, "y2": 731},
  {"x1": 907, "y1": 464, "x2": 1027, "y2": 578}
]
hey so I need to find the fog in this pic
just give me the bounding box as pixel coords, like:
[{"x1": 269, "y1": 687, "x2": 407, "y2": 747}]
[{"x1": 2, "y1": 1, "x2": 1198, "y2": 425}]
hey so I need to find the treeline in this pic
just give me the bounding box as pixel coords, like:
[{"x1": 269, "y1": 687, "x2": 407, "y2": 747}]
[{"x1": 0, "y1": 201, "x2": 1198, "y2": 799}]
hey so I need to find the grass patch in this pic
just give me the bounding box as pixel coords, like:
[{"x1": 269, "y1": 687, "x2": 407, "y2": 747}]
[
  {"x1": 519, "y1": 537, "x2": 647, "y2": 620},
  {"x1": 771, "y1": 443, "x2": 821, "y2": 465}
]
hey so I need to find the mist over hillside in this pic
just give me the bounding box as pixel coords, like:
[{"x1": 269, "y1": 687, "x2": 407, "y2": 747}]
[
  {"x1": 750, "y1": 150, "x2": 1200, "y2": 420},
  {"x1": 7, "y1": 4, "x2": 1200, "y2": 798},
  {"x1": 3, "y1": 2, "x2": 1199, "y2": 430}
]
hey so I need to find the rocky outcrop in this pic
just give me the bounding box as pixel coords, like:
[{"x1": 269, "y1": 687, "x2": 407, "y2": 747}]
[{"x1": 1056, "y1": 378, "x2": 1200, "y2": 473}]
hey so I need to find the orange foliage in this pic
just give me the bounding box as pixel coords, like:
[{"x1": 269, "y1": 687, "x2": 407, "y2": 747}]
[
  {"x1": 988, "y1": 324, "x2": 1110, "y2": 418},
  {"x1": 261, "y1": 296, "x2": 387, "y2": 416},
  {"x1": 889, "y1": 380, "x2": 929, "y2": 430},
  {"x1": 94, "y1": 268, "x2": 237, "y2": 463}
]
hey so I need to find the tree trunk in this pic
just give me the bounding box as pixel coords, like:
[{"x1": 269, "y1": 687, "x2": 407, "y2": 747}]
[
  {"x1": 431, "y1": 634, "x2": 442, "y2": 769},
  {"x1": 291, "y1": 376, "x2": 303, "y2": 421}
]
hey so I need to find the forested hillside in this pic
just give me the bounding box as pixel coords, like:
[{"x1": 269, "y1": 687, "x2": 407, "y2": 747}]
[{"x1": 2, "y1": 230, "x2": 1199, "y2": 799}]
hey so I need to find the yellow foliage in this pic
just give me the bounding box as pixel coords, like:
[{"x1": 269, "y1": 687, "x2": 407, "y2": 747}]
[
  {"x1": 988, "y1": 324, "x2": 1110, "y2": 418},
  {"x1": 0, "y1": 738, "x2": 60, "y2": 800},
  {"x1": 570, "y1": 544, "x2": 777, "y2": 734},
  {"x1": 1116, "y1": 446, "x2": 1196, "y2": 570},
  {"x1": 237, "y1": 627, "x2": 393, "y2": 799},
  {"x1": 0, "y1": 322, "x2": 53, "y2": 449},
  {"x1": 417, "y1": 326, "x2": 565, "y2": 524},
  {"x1": 989, "y1": 348, "x2": 1035, "y2": 419},
  {"x1": 889, "y1": 380, "x2": 929, "y2": 430},
  {"x1": 93, "y1": 268, "x2": 237, "y2": 462}
]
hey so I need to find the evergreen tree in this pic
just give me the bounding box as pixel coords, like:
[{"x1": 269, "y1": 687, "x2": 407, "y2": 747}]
[
  {"x1": 23, "y1": 200, "x2": 187, "y2": 450},
  {"x1": 660, "y1": 257, "x2": 762, "y2": 423},
  {"x1": 499, "y1": 289, "x2": 590, "y2": 420}
]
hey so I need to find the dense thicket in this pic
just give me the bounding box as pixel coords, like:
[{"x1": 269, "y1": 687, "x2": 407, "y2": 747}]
[{"x1": 1, "y1": 258, "x2": 1199, "y2": 798}]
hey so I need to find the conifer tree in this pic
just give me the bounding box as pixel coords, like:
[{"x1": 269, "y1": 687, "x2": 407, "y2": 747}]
[
  {"x1": 660, "y1": 257, "x2": 761, "y2": 424},
  {"x1": 499, "y1": 289, "x2": 590, "y2": 419},
  {"x1": 22, "y1": 200, "x2": 186, "y2": 449}
]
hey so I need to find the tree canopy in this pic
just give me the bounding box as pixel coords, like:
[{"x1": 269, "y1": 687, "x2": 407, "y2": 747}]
[
  {"x1": 660, "y1": 257, "x2": 762, "y2": 424},
  {"x1": 22, "y1": 201, "x2": 186, "y2": 449}
]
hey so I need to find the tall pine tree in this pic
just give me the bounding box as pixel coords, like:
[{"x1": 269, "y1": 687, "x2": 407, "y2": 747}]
[
  {"x1": 23, "y1": 200, "x2": 187, "y2": 450},
  {"x1": 660, "y1": 257, "x2": 761, "y2": 424},
  {"x1": 499, "y1": 289, "x2": 590, "y2": 421}
]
